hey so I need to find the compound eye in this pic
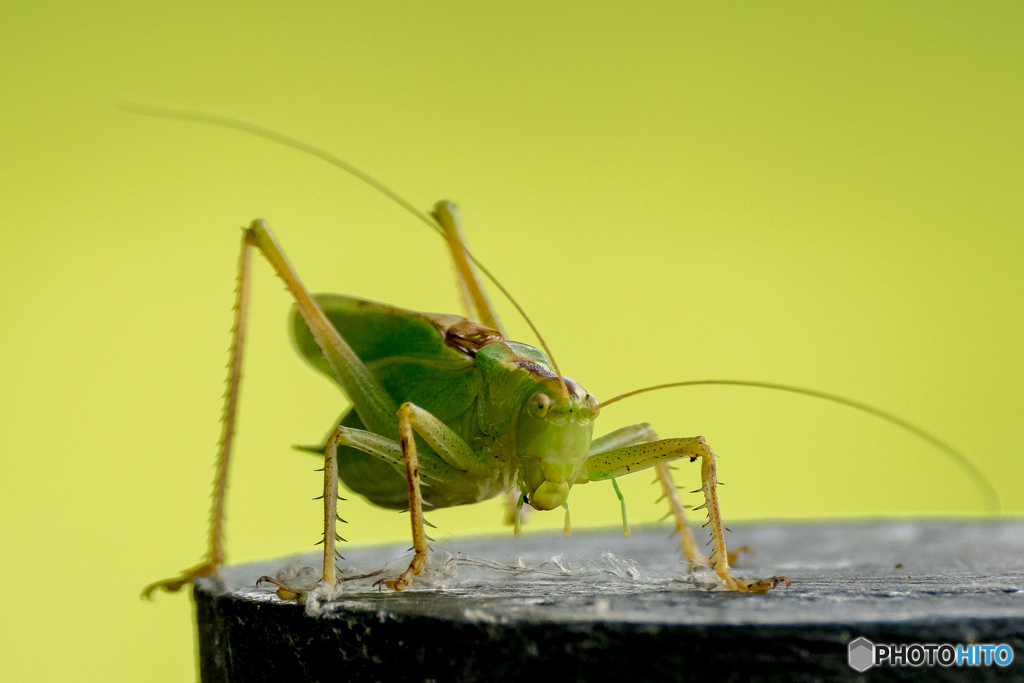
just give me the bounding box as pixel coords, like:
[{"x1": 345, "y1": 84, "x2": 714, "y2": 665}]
[
  {"x1": 527, "y1": 392, "x2": 553, "y2": 419},
  {"x1": 584, "y1": 394, "x2": 601, "y2": 419}
]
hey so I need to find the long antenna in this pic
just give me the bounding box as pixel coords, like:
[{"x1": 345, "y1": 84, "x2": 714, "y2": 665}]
[
  {"x1": 118, "y1": 101, "x2": 569, "y2": 397},
  {"x1": 118, "y1": 102, "x2": 443, "y2": 238},
  {"x1": 598, "y1": 379, "x2": 1000, "y2": 515}
]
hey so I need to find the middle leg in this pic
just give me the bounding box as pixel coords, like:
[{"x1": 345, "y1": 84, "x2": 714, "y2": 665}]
[{"x1": 578, "y1": 432, "x2": 789, "y2": 592}]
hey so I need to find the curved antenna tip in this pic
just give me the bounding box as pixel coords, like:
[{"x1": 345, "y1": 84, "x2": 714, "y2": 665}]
[{"x1": 599, "y1": 379, "x2": 1000, "y2": 516}]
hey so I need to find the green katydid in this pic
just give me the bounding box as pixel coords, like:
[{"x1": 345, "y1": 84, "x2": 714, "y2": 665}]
[{"x1": 131, "y1": 104, "x2": 999, "y2": 600}]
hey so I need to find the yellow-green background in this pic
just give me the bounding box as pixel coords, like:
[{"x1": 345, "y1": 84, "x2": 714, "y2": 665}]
[{"x1": 2, "y1": 2, "x2": 1021, "y2": 680}]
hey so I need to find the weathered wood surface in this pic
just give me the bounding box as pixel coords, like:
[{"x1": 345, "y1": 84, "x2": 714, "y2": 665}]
[{"x1": 195, "y1": 520, "x2": 1024, "y2": 682}]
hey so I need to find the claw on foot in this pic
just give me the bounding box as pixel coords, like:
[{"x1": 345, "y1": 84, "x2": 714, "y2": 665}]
[
  {"x1": 382, "y1": 569, "x2": 414, "y2": 592},
  {"x1": 371, "y1": 563, "x2": 417, "y2": 592},
  {"x1": 371, "y1": 577, "x2": 406, "y2": 592},
  {"x1": 256, "y1": 575, "x2": 306, "y2": 602},
  {"x1": 141, "y1": 561, "x2": 220, "y2": 600}
]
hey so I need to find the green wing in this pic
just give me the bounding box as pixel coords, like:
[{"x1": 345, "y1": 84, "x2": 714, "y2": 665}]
[
  {"x1": 291, "y1": 295, "x2": 488, "y2": 509},
  {"x1": 290, "y1": 294, "x2": 481, "y2": 423}
]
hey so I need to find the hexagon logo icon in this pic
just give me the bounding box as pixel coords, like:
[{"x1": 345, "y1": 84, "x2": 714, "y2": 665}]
[{"x1": 848, "y1": 637, "x2": 875, "y2": 672}]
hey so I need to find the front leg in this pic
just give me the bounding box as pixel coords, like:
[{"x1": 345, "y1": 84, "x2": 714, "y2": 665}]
[
  {"x1": 293, "y1": 407, "x2": 473, "y2": 594},
  {"x1": 578, "y1": 434, "x2": 789, "y2": 593},
  {"x1": 384, "y1": 401, "x2": 482, "y2": 591},
  {"x1": 383, "y1": 403, "x2": 430, "y2": 591},
  {"x1": 589, "y1": 424, "x2": 709, "y2": 570}
]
